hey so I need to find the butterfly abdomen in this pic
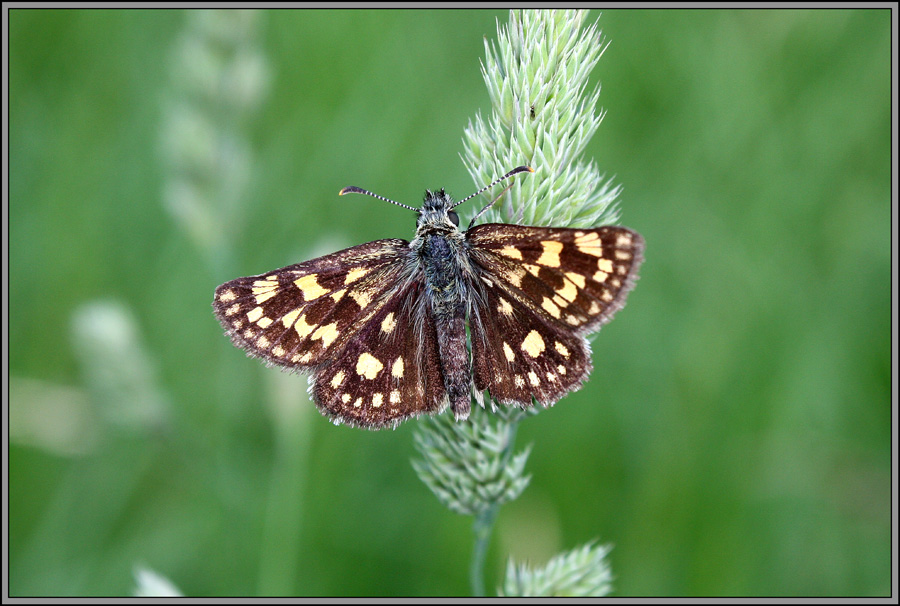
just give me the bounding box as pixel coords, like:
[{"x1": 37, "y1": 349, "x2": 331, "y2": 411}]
[{"x1": 418, "y1": 230, "x2": 473, "y2": 420}]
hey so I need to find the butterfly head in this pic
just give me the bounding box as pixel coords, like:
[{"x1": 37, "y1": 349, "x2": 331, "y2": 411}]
[
  {"x1": 417, "y1": 188, "x2": 460, "y2": 232},
  {"x1": 338, "y1": 165, "x2": 533, "y2": 233}
]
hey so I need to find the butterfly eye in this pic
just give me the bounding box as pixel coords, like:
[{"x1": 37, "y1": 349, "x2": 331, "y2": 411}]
[{"x1": 448, "y1": 210, "x2": 460, "y2": 227}]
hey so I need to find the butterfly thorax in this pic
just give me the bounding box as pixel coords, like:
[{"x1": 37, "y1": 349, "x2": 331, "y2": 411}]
[{"x1": 411, "y1": 189, "x2": 471, "y2": 317}]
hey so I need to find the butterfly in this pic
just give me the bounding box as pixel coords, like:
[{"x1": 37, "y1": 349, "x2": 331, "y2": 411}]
[{"x1": 213, "y1": 167, "x2": 644, "y2": 429}]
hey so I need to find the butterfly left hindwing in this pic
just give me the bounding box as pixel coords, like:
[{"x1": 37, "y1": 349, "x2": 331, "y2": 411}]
[
  {"x1": 213, "y1": 238, "x2": 453, "y2": 428},
  {"x1": 310, "y1": 278, "x2": 449, "y2": 428}
]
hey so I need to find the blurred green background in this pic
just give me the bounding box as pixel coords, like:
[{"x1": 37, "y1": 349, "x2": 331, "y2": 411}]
[{"x1": 9, "y1": 9, "x2": 891, "y2": 597}]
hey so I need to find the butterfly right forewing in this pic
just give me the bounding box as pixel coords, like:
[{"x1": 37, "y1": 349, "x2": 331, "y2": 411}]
[{"x1": 466, "y1": 223, "x2": 645, "y2": 408}]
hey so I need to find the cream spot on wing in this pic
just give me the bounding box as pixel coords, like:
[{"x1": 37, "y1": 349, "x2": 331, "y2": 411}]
[
  {"x1": 330, "y1": 288, "x2": 346, "y2": 302},
  {"x1": 542, "y1": 297, "x2": 561, "y2": 318},
  {"x1": 243, "y1": 328, "x2": 256, "y2": 340},
  {"x1": 272, "y1": 345, "x2": 285, "y2": 357},
  {"x1": 330, "y1": 370, "x2": 346, "y2": 389},
  {"x1": 291, "y1": 352, "x2": 312, "y2": 364},
  {"x1": 356, "y1": 352, "x2": 384, "y2": 380},
  {"x1": 233, "y1": 319, "x2": 244, "y2": 329},
  {"x1": 392, "y1": 357, "x2": 404, "y2": 379},
  {"x1": 311, "y1": 322, "x2": 339, "y2": 347},
  {"x1": 524, "y1": 264, "x2": 541, "y2": 277},
  {"x1": 294, "y1": 314, "x2": 316, "y2": 338},
  {"x1": 247, "y1": 307, "x2": 264, "y2": 322},
  {"x1": 528, "y1": 371, "x2": 540, "y2": 386},
  {"x1": 257, "y1": 317, "x2": 273, "y2": 329},
  {"x1": 252, "y1": 280, "x2": 279, "y2": 303},
  {"x1": 499, "y1": 266, "x2": 525, "y2": 288},
  {"x1": 219, "y1": 289, "x2": 237, "y2": 302},
  {"x1": 353, "y1": 397, "x2": 362, "y2": 408},
  {"x1": 254, "y1": 290, "x2": 277, "y2": 304},
  {"x1": 615, "y1": 250, "x2": 632, "y2": 261},
  {"x1": 503, "y1": 342, "x2": 515, "y2": 362},
  {"x1": 547, "y1": 372, "x2": 557, "y2": 382},
  {"x1": 341, "y1": 393, "x2": 351, "y2": 403},
  {"x1": 565, "y1": 315, "x2": 581, "y2": 326},
  {"x1": 499, "y1": 246, "x2": 523, "y2": 260},
  {"x1": 497, "y1": 298, "x2": 514, "y2": 316},
  {"x1": 588, "y1": 300, "x2": 601, "y2": 315},
  {"x1": 597, "y1": 258, "x2": 614, "y2": 273},
  {"x1": 256, "y1": 335, "x2": 271, "y2": 349},
  {"x1": 294, "y1": 274, "x2": 328, "y2": 300},
  {"x1": 344, "y1": 267, "x2": 371, "y2": 284},
  {"x1": 350, "y1": 289, "x2": 372, "y2": 308},
  {"x1": 225, "y1": 303, "x2": 240, "y2": 316},
  {"x1": 565, "y1": 272, "x2": 586, "y2": 289},
  {"x1": 593, "y1": 270, "x2": 609, "y2": 283},
  {"x1": 521, "y1": 330, "x2": 545, "y2": 358},
  {"x1": 556, "y1": 279, "x2": 578, "y2": 303},
  {"x1": 389, "y1": 390, "x2": 401, "y2": 404},
  {"x1": 616, "y1": 232, "x2": 633, "y2": 247},
  {"x1": 515, "y1": 375, "x2": 525, "y2": 388},
  {"x1": 555, "y1": 341, "x2": 570, "y2": 358},
  {"x1": 557, "y1": 364, "x2": 567, "y2": 375},
  {"x1": 252, "y1": 279, "x2": 277, "y2": 290},
  {"x1": 372, "y1": 393, "x2": 383, "y2": 408},
  {"x1": 553, "y1": 294, "x2": 569, "y2": 309},
  {"x1": 536, "y1": 240, "x2": 563, "y2": 267},
  {"x1": 381, "y1": 312, "x2": 397, "y2": 334},
  {"x1": 282, "y1": 308, "x2": 302, "y2": 328},
  {"x1": 610, "y1": 277, "x2": 622, "y2": 289},
  {"x1": 575, "y1": 232, "x2": 604, "y2": 257}
]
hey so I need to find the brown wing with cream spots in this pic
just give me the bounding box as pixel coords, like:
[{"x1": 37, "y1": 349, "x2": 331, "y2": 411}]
[
  {"x1": 212, "y1": 239, "x2": 412, "y2": 370},
  {"x1": 469, "y1": 280, "x2": 594, "y2": 407},
  {"x1": 466, "y1": 224, "x2": 644, "y2": 407},
  {"x1": 310, "y1": 279, "x2": 447, "y2": 428}
]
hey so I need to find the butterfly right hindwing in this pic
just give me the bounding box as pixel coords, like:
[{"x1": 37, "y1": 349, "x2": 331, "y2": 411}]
[
  {"x1": 469, "y1": 276, "x2": 594, "y2": 407},
  {"x1": 466, "y1": 223, "x2": 645, "y2": 407}
]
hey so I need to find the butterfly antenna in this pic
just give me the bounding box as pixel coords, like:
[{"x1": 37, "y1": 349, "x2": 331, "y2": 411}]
[
  {"x1": 452, "y1": 165, "x2": 534, "y2": 209},
  {"x1": 467, "y1": 182, "x2": 518, "y2": 229},
  {"x1": 339, "y1": 186, "x2": 419, "y2": 211}
]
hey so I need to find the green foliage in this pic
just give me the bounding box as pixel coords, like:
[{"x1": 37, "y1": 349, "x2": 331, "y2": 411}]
[
  {"x1": 462, "y1": 9, "x2": 620, "y2": 228},
  {"x1": 500, "y1": 541, "x2": 613, "y2": 597},
  {"x1": 412, "y1": 405, "x2": 532, "y2": 516},
  {"x1": 413, "y1": 10, "x2": 619, "y2": 597}
]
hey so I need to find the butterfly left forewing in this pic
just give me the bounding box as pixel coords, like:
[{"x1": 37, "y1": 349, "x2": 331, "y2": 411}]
[
  {"x1": 213, "y1": 239, "x2": 410, "y2": 370},
  {"x1": 467, "y1": 223, "x2": 644, "y2": 407}
]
